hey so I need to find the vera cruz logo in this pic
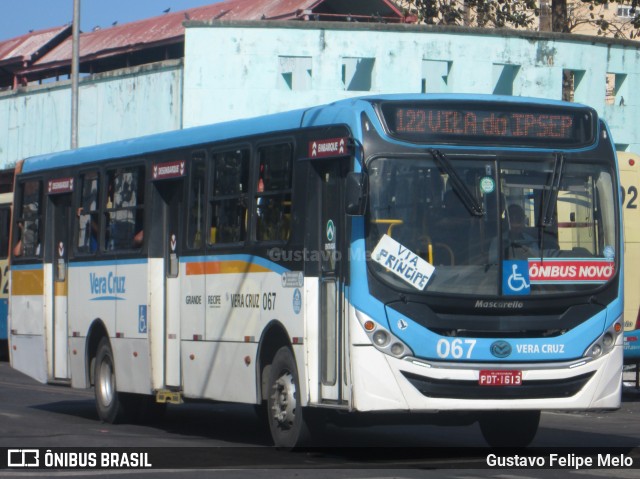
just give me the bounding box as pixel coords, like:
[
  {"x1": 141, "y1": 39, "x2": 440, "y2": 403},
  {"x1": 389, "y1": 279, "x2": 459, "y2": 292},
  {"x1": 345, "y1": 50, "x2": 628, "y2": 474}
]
[
  {"x1": 490, "y1": 340, "x2": 512, "y2": 358},
  {"x1": 89, "y1": 272, "x2": 127, "y2": 300}
]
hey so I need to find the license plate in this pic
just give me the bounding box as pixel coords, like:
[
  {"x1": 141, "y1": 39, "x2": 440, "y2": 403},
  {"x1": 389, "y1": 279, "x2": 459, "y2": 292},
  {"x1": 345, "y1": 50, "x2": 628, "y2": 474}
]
[{"x1": 479, "y1": 370, "x2": 522, "y2": 386}]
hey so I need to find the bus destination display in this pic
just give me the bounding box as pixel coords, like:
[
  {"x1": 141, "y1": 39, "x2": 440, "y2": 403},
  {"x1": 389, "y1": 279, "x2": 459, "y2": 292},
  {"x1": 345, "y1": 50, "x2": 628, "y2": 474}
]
[{"x1": 380, "y1": 102, "x2": 595, "y2": 147}]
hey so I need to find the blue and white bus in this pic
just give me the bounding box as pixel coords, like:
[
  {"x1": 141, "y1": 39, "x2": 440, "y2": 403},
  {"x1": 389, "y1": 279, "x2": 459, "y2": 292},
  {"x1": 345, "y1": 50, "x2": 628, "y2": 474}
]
[
  {"x1": 9, "y1": 94, "x2": 623, "y2": 448},
  {"x1": 0, "y1": 191, "x2": 11, "y2": 360}
]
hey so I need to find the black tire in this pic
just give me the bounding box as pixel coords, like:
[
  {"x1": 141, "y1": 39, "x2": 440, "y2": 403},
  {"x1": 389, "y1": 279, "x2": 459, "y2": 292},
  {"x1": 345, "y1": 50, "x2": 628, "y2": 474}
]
[
  {"x1": 94, "y1": 337, "x2": 131, "y2": 424},
  {"x1": 266, "y1": 346, "x2": 311, "y2": 449},
  {"x1": 0, "y1": 340, "x2": 8, "y2": 362},
  {"x1": 479, "y1": 410, "x2": 540, "y2": 448}
]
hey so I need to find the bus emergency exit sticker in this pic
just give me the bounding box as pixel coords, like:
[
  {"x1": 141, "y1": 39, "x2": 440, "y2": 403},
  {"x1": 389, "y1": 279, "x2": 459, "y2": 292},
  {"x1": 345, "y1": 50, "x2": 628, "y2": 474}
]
[{"x1": 372, "y1": 234, "x2": 435, "y2": 290}]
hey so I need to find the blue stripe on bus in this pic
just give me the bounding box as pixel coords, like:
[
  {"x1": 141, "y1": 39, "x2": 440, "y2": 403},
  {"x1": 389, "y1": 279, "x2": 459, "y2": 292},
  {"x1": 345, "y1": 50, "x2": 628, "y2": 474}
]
[{"x1": 10, "y1": 263, "x2": 44, "y2": 271}]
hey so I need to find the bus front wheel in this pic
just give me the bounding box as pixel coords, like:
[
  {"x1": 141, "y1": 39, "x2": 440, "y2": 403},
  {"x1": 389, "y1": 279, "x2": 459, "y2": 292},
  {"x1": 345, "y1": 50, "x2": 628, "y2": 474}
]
[
  {"x1": 266, "y1": 346, "x2": 311, "y2": 449},
  {"x1": 94, "y1": 337, "x2": 130, "y2": 424},
  {"x1": 479, "y1": 410, "x2": 540, "y2": 448}
]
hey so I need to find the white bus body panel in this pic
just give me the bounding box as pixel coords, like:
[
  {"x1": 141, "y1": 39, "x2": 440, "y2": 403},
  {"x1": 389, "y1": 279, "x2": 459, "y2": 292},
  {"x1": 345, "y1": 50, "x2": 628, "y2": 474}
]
[
  {"x1": 69, "y1": 336, "x2": 88, "y2": 388},
  {"x1": 304, "y1": 277, "x2": 320, "y2": 404},
  {"x1": 68, "y1": 260, "x2": 153, "y2": 395},
  {"x1": 113, "y1": 338, "x2": 152, "y2": 394},
  {"x1": 53, "y1": 293, "x2": 69, "y2": 378},
  {"x1": 10, "y1": 265, "x2": 47, "y2": 383},
  {"x1": 10, "y1": 334, "x2": 47, "y2": 384},
  {"x1": 350, "y1": 341, "x2": 622, "y2": 412},
  {"x1": 69, "y1": 262, "x2": 116, "y2": 340},
  {"x1": 179, "y1": 261, "x2": 306, "y2": 403},
  {"x1": 147, "y1": 258, "x2": 169, "y2": 389},
  {"x1": 182, "y1": 341, "x2": 258, "y2": 403}
]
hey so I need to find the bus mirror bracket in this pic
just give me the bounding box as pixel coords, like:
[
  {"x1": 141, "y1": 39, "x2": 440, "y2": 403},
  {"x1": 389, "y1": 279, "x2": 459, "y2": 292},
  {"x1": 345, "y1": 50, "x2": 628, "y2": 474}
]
[{"x1": 346, "y1": 172, "x2": 368, "y2": 216}]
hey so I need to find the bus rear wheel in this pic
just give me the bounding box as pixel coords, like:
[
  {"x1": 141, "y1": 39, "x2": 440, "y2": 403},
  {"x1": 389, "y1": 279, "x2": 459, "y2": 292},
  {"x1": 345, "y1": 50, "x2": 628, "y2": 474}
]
[
  {"x1": 479, "y1": 410, "x2": 540, "y2": 448},
  {"x1": 94, "y1": 337, "x2": 131, "y2": 424},
  {"x1": 266, "y1": 346, "x2": 311, "y2": 449}
]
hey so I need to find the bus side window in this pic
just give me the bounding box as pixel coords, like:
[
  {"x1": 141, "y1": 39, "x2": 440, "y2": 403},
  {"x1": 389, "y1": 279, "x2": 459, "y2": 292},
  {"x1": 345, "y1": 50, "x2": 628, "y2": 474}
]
[
  {"x1": 255, "y1": 143, "x2": 292, "y2": 242},
  {"x1": 0, "y1": 206, "x2": 10, "y2": 259},
  {"x1": 13, "y1": 180, "x2": 42, "y2": 257},
  {"x1": 187, "y1": 152, "x2": 206, "y2": 249},
  {"x1": 76, "y1": 172, "x2": 100, "y2": 254},
  {"x1": 105, "y1": 166, "x2": 145, "y2": 251},
  {"x1": 208, "y1": 148, "x2": 249, "y2": 245}
]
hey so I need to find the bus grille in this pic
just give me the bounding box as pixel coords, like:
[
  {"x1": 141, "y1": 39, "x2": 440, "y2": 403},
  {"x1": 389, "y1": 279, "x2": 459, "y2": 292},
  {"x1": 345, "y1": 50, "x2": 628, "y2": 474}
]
[{"x1": 401, "y1": 371, "x2": 595, "y2": 400}]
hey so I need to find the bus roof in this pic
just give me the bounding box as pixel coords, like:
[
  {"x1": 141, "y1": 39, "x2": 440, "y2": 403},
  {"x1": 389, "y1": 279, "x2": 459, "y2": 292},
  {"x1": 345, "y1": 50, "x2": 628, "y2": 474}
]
[{"x1": 20, "y1": 93, "x2": 597, "y2": 174}]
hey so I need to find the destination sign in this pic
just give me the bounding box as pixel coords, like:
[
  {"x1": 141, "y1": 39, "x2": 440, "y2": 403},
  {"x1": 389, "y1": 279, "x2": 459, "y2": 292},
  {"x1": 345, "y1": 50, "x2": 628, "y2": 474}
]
[
  {"x1": 309, "y1": 137, "x2": 348, "y2": 158},
  {"x1": 48, "y1": 177, "x2": 74, "y2": 195},
  {"x1": 152, "y1": 160, "x2": 186, "y2": 180},
  {"x1": 379, "y1": 101, "x2": 595, "y2": 147}
]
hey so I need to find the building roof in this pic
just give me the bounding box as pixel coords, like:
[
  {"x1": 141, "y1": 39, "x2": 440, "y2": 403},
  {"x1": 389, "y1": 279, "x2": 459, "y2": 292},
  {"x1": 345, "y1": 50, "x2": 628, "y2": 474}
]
[
  {"x1": 0, "y1": 25, "x2": 71, "y2": 66},
  {"x1": 0, "y1": 25, "x2": 71, "y2": 87},
  {"x1": 2, "y1": 0, "x2": 406, "y2": 84}
]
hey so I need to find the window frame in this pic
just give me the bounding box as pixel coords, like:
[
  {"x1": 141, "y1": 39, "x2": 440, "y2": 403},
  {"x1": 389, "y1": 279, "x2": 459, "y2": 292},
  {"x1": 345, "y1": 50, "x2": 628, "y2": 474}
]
[
  {"x1": 12, "y1": 178, "x2": 43, "y2": 260},
  {"x1": 74, "y1": 169, "x2": 101, "y2": 256},
  {"x1": 102, "y1": 162, "x2": 147, "y2": 253},
  {"x1": 205, "y1": 144, "x2": 251, "y2": 249},
  {"x1": 253, "y1": 140, "x2": 295, "y2": 244}
]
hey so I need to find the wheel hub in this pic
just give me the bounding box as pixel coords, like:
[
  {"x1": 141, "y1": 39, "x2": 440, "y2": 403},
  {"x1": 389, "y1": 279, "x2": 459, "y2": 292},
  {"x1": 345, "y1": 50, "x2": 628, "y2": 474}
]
[
  {"x1": 271, "y1": 372, "x2": 297, "y2": 429},
  {"x1": 98, "y1": 360, "x2": 114, "y2": 407}
]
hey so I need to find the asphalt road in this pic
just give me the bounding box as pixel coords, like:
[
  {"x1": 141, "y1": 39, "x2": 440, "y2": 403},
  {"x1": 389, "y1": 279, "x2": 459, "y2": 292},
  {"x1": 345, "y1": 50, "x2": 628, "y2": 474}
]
[{"x1": 0, "y1": 360, "x2": 639, "y2": 477}]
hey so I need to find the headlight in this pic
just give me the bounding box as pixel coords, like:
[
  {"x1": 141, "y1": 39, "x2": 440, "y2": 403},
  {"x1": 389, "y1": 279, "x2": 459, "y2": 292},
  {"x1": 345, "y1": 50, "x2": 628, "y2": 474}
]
[
  {"x1": 583, "y1": 318, "x2": 622, "y2": 358},
  {"x1": 373, "y1": 330, "x2": 389, "y2": 347},
  {"x1": 356, "y1": 312, "x2": 413, "y2": 359}
]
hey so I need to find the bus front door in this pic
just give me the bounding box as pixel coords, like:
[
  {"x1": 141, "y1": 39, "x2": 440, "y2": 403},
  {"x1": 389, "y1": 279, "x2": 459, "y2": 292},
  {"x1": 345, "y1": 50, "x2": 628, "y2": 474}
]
[
  {"x1": 156, "y1": 179, "x2": 183, "y2": 389},
  {"x1": 314, "y1": 161, "x2": 350, "y2": 405},
  {"x1": 51, "y1": 191, "x2": 71, "y2": 380}
]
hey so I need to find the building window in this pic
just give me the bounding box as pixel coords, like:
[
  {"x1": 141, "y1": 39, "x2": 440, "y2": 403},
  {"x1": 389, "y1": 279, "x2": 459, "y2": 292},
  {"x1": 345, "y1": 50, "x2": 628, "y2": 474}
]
[
  {"x1": 278, "y1": 56, "x2": 312, "y2": 90},
  {"x1": 493, "y1": 63, "x2": 521, "y2": 96},
  {"x1": 422, "y1": 60, "x2": 451, "y2": 93},
  {"x1": 342, "y1": 57, "x2": 375, "y2": 91},
  {"x1": 605, "y1": 72, "x2": 627, "y2": 106},
  {"x1": 617, "y1": 6, "x2": 635, "y2": 18},
  {"x1": 562, "y1": 69, "x2": 585, "y2": 103}
]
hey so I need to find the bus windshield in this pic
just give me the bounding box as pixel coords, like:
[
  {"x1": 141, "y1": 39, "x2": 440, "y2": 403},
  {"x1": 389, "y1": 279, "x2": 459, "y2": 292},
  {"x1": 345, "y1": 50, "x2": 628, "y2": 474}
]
[{"x1": 366, "y1": 154, "x2": 617, "y2": 296}]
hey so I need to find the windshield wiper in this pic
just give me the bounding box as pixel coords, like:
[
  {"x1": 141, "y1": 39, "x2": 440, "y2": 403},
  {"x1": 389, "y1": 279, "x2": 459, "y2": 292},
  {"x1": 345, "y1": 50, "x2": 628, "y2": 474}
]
[
  {"x1": 430, "y1": 149, "x2": 484, "y2": 216},
  {"x1": 542, "y1": 153, "x2": 565, "y2": 227},
  {"x1": 538, "y1": 153, "x2": 565, "y2": 263}
]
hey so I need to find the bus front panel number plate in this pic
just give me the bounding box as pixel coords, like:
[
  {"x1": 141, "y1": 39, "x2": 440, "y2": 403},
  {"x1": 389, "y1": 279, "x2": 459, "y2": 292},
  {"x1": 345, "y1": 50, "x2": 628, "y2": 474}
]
[{"x1": 478, "y1": 370, "x2": 522, "y2": 386}]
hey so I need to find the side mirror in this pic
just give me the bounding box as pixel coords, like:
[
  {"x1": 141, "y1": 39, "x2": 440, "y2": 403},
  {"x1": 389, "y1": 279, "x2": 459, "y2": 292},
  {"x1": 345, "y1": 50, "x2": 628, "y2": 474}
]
[{"x1": 345, "y1": 172, "x2": 368, "y2": 216}]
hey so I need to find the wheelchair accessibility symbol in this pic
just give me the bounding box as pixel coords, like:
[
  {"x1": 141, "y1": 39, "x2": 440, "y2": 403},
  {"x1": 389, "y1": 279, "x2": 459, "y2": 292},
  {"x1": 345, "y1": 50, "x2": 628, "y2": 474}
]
[{"x1": 503, "y1": 260, "x2": 530, "y2": 295}]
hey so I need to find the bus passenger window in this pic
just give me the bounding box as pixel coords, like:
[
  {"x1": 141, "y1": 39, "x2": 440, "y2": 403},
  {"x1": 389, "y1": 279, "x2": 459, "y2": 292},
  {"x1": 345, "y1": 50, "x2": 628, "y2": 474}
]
[
  {"x1": 0, "y1": 206, "x2": 10, "y2": 259},
  {"x1": 77, "y1": 172, "x2": 100, "y2": 253},
  {"x1": 105, "y1": 166, "x2": 145, "y2": 250},
  {"x1": 13, "y1": 180, "x2": 42, "y2": 257},
  {"x1": 187, "y1": 153, "x2": 206, "y2": 248},
  {"x1": 255, "y1": 144, "x2": 292, "y2": 242},
  {"x1": 208, "y1": 148, "x2": 249, "y2": 245}
]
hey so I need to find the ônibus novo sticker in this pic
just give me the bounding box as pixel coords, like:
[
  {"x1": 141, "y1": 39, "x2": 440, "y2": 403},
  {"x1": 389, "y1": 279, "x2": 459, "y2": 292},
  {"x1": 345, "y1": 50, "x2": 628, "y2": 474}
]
[{"x1": 372, "y1": 234, "x2": 435, "y2": 290}]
